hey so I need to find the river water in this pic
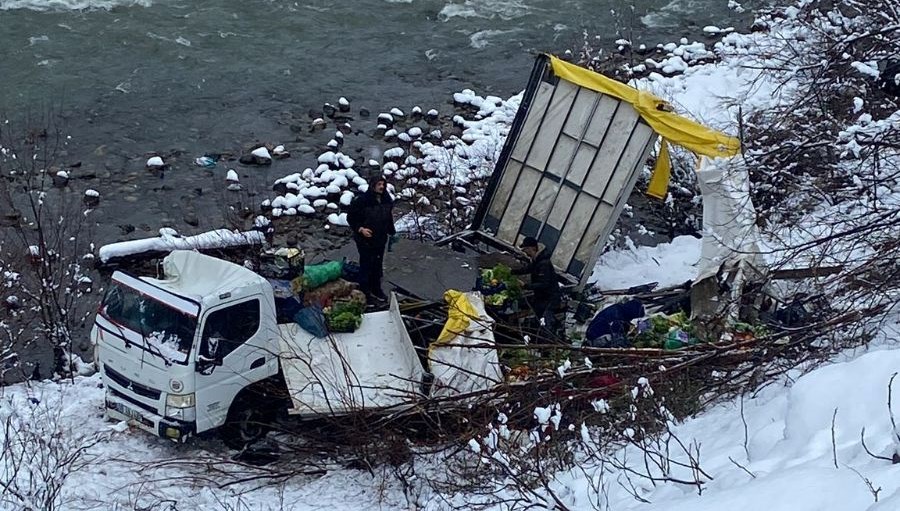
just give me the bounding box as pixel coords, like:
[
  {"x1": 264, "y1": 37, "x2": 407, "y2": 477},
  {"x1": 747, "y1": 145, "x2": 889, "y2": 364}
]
[
  {"x1": 1, "y1": 0, "x2": 750, "y2": 155},
  {"x1": 1, "y1": 0, "x2": 752, "y2": 378}
]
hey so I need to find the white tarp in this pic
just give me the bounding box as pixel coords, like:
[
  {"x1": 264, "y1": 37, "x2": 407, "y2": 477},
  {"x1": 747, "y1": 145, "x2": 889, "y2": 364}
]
[
  {"x1": 696, "y1": 156, "x2": 764, "y2": 281},
  {"x1": 429, "y1": 292, "x2": 502, "y2": 401},
  {"x1": 150, "y1": 250, "x2": 268, "y2": 308},
  {"x1": 279, "y1": 294, "x2": 424, "y2": 416}
]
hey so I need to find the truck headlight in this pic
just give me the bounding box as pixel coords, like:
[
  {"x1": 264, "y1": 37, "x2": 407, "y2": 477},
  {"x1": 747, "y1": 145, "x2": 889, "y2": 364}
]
[
  {"x1": 165, "y1": 406, "x2": 196, "y2": 422},
  {"x1": 166, "y1": 393, "x2": 195, "y2": 408}
]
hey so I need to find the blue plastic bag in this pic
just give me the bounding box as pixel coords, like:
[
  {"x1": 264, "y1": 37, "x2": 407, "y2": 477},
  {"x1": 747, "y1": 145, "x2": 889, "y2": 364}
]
[{"x1": 294, "y1": 306, "x2": 328, "y2": 338}]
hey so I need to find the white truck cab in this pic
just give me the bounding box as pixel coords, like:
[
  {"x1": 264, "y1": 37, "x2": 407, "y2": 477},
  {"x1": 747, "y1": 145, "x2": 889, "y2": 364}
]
[{"x1": 93, "y1": 250, "x2": 481, "y2": 445}]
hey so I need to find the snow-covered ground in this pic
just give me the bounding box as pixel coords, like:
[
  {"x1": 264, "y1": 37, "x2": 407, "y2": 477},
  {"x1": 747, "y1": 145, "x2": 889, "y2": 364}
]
[{"x1": 545, "y1": 320, "x2": 900, "y2": 511}]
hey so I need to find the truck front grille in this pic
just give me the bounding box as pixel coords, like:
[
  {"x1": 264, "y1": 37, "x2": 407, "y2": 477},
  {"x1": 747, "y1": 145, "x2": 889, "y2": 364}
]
[{"x1": 103, "y1": 365, "x2": 162, "y2": 401}]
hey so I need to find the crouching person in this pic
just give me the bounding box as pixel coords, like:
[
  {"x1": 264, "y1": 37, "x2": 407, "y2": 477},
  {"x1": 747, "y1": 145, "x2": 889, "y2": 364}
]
[{"x1": 515, "y1": 236, "x2": 565, "y2": 343}]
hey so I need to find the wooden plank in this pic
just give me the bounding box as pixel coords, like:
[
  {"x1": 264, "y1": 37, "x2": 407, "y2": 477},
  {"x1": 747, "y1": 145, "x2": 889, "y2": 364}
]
[
  {"x1": 524, "y1": 80, "x2": 579, "y2": 172},
  {"x1": 510, "y1": 82, "x2": 555, "y2": 162},
  {"x1": 497, "y1": 166, "x2": 542, "y2": 242},
  {"x1": 486, "y1": 160, "x2": 523, "y2": 226},
  {"x1": 545, "y1": 133, "x2": 578, "y2": 180},
  {"x1": 523, "y1": 175, "x2": 563, "y2": 233},
  {"x1": 543, "y1": 183, "x2": 579, "y2": 255},
  {"x1": 552, "y1": 193, "x2": 599, "y2": 272},
  {"x1": 601, "y1": 121, "x2": 655, "y2": 204},
  {"x1": 583, "y1": 94, "x2": 621, "y2": 146},
  {"x1": 562, "y1": 88, "x2": 599, "y2": 139},
  {"x1": 582, "y1": 103, "x2": 640, "y2": 198},
  {"x1": 565, "y1": 142, "x2": 599, "y2": 187}
]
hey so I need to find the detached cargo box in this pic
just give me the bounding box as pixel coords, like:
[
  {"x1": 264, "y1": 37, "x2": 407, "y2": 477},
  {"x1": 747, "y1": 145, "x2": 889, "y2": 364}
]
[{"x1": 443, "y1": 54, "x2": 657, "y2": 291}]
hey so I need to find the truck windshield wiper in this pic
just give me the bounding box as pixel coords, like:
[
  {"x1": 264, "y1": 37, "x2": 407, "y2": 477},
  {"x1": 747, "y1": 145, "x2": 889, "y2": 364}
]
[{"x1": 137, "y1": 321, "x2": 172, "y2": 367}]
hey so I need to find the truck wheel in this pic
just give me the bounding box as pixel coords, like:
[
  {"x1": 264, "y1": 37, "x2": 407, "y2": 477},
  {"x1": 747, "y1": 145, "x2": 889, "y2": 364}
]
[{"x1": 220, "y1": 398, "x2": 272, "y2": 449}]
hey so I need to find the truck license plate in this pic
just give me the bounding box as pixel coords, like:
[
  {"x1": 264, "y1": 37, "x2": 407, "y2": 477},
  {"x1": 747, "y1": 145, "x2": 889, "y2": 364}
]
[{"x1": 115, "y1": 402, "x2": 143, "y2": 421}]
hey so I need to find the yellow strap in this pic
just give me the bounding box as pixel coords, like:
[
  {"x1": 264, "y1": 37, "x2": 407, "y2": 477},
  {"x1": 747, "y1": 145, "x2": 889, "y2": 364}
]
[
  {"x1": 547, "y1": 55, "x2": 741, "y2": 197},
  {"x1": 647, "y1": 141, "x2": 672, "y2": 200}
]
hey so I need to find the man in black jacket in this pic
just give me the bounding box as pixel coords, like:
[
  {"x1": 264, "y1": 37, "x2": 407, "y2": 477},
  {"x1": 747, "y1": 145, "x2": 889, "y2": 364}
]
[
  {"x1": 346, "y1": 176, "x2": 396, "y2": 303},
  {"x1": 515, "y1": 236, "x2": 564, "y2": 341}
]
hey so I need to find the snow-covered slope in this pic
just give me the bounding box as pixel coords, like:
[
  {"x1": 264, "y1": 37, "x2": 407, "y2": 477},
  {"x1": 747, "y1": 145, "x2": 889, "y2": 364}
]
[{"x1": 550, "y1": 321, "x2": 900, "y2": 510}]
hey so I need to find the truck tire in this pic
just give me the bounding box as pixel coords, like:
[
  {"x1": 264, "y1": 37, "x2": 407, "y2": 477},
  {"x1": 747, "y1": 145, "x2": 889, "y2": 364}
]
[{"x1": 220, "y1": 397, "x2": 273, "y2": 449}]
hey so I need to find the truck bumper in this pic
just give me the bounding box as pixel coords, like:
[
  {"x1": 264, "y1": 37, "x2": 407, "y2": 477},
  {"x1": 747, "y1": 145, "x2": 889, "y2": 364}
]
[{"x1": 105, "y1": 392, "x2": 195, "y2": 442}]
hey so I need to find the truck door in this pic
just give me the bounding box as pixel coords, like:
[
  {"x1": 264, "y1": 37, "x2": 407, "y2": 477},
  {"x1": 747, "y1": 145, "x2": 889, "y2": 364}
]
[{"x1": 193, "y1": 297, "x2": 276, "y2": 433}]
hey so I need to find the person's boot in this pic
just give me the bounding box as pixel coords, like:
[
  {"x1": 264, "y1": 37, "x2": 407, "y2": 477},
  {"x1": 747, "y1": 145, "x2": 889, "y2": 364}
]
[{"x1": 371, "y1": 274, "x2": 388, "y2": 301}]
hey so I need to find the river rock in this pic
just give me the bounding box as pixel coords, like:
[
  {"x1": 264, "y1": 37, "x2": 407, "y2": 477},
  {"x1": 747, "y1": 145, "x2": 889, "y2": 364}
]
[
  {"x1": 377, "y1": 113, "x2": 394, "y2": 127},
  {"x1": 383, "y1": 147, "x2": 405, "y2": 165},
  {"x1": 338, "y1": 97, "x2": 350, "y2": 113},
  {"x1": 83, "y1": 189, "x2": 100, "y2": 208},
  {"x1": 272, "y1": 145, "x2": 290, "y2": 159},
  {"x1": 52, "y1": 170, "x2": 69, "y2": 188},
  {"x1": 359, "y1": 107, "x2": 370, "y2": 118},
  {"x1": 323, "y1": 103, "x2": 337, "y2": 118},
  {"x1": 183, "y1": 213, "x2": 199, "y2": 227},
  {"x1": 146, "y1": 156, "x2": 165, "y2": 169},
  {"x1": 239, "y1": 146, "x2": 272, "y2": 166}
]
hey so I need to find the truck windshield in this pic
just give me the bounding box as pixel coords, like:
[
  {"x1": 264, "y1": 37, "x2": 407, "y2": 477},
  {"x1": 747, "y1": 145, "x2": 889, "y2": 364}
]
[{"x1": 100, "y1": 282, "x2": 197, "y2": 365}]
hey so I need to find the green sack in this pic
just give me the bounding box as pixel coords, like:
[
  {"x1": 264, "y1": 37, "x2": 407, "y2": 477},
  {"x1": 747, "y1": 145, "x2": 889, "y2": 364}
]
[{"x1": 302, "y1": 261, "x2": 344, "y2": 290}]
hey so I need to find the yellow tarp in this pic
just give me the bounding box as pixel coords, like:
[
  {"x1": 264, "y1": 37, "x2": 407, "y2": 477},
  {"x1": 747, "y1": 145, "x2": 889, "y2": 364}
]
[
  {"x1": 547, "y1": 55, "x2": 741, "y2": 199},
  {"x1": 436, "y1": 289, "x2": 478, "y2": 344}
]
